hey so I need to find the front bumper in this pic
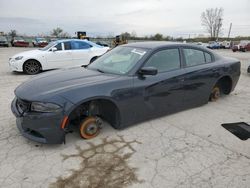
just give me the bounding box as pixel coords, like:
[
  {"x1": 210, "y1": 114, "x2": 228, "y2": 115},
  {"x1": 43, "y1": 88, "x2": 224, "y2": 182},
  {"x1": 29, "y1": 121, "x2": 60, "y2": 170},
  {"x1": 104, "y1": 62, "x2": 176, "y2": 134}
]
[
  {"x1": 0, "y1": 42, "x2": 8, "y2": 47},
  {"x1": 11, "y1": 98, "x2": 66, "y2": 144},
  {"x1": 8, "y1": 58, "x2": 23, "y2": 72}
]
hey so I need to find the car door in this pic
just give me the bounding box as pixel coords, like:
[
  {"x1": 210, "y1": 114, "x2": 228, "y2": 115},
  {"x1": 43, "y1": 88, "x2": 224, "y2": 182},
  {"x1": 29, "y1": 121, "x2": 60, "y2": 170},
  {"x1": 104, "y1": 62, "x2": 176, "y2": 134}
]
[
  {"x1": 46, "y1": 42, "x2": 73, "y2": 69},
  {"x1": 61, "y1": 41, "x2": 74, "y2": 68},
  {"x1": 71, "y1": 41, "x2": 93, "y2": 66},
  {"x1": 181, "y1": 47, "x2": 218, "y2": 107},
  {"x1": 132, "y1": 48, "x2": 186, "y2": 121}
]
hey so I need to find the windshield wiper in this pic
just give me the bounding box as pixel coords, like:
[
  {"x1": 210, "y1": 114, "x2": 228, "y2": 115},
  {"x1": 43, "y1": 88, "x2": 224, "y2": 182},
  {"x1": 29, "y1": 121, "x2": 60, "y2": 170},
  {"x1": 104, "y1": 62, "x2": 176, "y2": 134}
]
[
  {"x1": 84, "y1": 66, "x2": 105, "y2": 73},
  {"x1": 96, "y1": 69, "x2": 105, "y2": 73}
]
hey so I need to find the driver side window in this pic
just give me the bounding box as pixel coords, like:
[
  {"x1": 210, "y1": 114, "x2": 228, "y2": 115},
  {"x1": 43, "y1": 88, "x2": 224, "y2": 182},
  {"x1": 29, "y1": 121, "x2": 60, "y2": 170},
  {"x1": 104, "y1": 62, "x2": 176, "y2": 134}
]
[
  {"x1": 54, "y1": 43, "x2": 62, "y2": 51},
  {"x1": 144, "y1": 48, "x2": 180, "y2": 73}
]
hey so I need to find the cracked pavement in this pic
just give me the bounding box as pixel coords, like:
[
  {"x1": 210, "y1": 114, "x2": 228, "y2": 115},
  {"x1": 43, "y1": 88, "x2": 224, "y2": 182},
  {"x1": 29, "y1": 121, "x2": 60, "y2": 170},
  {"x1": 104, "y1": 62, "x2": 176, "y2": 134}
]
[{"x1": 0, "y1": 47, "x2": 249, "y2": 188}]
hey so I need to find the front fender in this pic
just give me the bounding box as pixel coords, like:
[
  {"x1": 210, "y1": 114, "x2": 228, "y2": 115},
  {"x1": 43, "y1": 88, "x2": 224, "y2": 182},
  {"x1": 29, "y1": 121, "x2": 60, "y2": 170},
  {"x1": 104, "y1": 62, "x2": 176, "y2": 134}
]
[
  {"x1": 64, "y1": 96, "x2": 122, "y2": 129},
  {"x1": 65, "y1": 95, "x2": 119, "y2": 115}
]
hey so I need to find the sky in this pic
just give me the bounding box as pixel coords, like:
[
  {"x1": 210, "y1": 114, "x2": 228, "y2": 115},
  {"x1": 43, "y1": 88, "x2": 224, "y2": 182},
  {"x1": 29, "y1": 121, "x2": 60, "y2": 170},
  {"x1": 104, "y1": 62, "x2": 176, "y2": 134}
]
[{"x1": 0, "y1": 0, "x2": 249, "y2": 38}]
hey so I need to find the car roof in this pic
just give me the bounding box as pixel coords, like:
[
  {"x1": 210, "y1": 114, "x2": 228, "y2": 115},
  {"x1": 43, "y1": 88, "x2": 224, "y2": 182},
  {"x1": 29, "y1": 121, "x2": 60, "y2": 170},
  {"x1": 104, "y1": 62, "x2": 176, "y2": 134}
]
[
  {"x1": 123, "y1": 41, "x2": 204, "y2": 50},
  {"x1": 54, "y1": 39, "x2": 102, "y2": 47},
  {"x1": 55, "y1": 39, "x2": 88, "y2": 43}
]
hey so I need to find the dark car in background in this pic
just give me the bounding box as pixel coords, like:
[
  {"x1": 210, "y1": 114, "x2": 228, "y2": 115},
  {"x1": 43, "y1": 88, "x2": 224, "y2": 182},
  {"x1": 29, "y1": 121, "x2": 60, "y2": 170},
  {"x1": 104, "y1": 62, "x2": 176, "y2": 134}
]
[
  {"x1": 0, "y1": 36, "x2": 9, "y2": 47},
  {"x1": 11, "y1": 42, "x2": 241, "y2": 144},
  {"x1": 11, "y1": 37, "x2": 29, "y2": 47},
  {"x1": 32, "y1": 37, "x2": 48, "y2": 48}
]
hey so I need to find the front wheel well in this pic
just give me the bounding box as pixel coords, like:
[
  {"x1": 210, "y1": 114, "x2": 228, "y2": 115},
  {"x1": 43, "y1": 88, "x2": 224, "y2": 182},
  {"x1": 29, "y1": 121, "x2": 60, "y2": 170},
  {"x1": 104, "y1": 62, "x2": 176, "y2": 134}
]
[
  {"x1": 23, "y1": 59, "x2": 42, "y2": 70},
  {"x1": 215, "y1": 76, "x2": 232, "y2": 95},
  {"x1": 67, "y1": 99, "x2": 121, "y2": 130}
]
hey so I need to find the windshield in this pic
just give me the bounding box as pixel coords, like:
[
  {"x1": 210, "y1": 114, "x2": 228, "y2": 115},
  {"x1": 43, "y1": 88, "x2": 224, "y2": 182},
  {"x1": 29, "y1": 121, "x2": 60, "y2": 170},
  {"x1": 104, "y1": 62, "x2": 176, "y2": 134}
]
[
  {"x1": 239, "y1": 41, "x2": 249, "y2": 45},
  {"x1": 37, "y1": 38, "x2": 46, "y2": 42},
  {"x1": 0, "y1": 36, "x2": 7, "y2": 41},
  {"x1": 87, "y1": 46, "x2": 148, "y2": 75},
  {"x1": 14, "y1": 37, "x2": 24, "y2": 41},
  {"x1": 40, "y1": 41, "x2": 57, "y2": 51}
]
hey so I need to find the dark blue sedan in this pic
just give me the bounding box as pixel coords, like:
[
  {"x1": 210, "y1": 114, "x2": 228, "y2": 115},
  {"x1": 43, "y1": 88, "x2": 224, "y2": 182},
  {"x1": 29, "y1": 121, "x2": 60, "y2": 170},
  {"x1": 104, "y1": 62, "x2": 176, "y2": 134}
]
[{"x1": 11, "y1": 42, "x2": 241, "y2": 144}]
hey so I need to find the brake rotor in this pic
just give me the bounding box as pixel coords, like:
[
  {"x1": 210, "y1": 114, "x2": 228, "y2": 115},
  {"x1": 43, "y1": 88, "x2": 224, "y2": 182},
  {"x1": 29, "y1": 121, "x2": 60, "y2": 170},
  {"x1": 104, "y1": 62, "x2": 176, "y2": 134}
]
[
  {"x1": 210, "y1": 86, "x2": 220, "y2": 101},
  {"x1": 79, "y1": 117, "x2": 101, "y2": 139}
]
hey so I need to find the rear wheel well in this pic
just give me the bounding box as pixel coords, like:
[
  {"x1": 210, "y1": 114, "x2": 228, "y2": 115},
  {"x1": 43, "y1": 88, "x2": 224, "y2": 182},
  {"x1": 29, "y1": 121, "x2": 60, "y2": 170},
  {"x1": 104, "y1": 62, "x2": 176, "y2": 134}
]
[
  {"x1": 215, "y1": 76, "x2": 232, "y2": 95},
  {"x1": 67, "y1": 99, "x2": 121, "y2": 130}
]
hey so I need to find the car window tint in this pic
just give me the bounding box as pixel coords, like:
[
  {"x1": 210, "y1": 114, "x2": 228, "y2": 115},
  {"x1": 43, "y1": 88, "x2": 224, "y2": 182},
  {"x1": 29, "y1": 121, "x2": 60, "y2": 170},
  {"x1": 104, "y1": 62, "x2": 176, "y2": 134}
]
[
  {"x1": 72, "y1": 41, "x2": 92, "y2": 50},
  {"x1": 204, "y1": 52, "x2": 212, "y2": 63},
  {"x1": 64, "y1": 41, "x2": 71, "y2": 50},
  {"x1": 55, "y1": 43, "x2": 62, "y2": 51},
  {"x1": 183, "y1": 48, "x2": 206, "y2": 67},
  {"x1": 144, "y1": 49, "x2": 180, "y2": 72}
]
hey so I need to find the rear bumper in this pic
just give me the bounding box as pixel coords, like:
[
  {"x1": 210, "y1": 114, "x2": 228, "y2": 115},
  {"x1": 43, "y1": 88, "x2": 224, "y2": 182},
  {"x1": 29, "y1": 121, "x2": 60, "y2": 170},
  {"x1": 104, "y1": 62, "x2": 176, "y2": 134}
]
[
  {"x1": 11, "y1": 98, "x2": 66, "y2": 144},
  {"x1": 13, "y1": 42, "x2": 29, "y2": 47}
]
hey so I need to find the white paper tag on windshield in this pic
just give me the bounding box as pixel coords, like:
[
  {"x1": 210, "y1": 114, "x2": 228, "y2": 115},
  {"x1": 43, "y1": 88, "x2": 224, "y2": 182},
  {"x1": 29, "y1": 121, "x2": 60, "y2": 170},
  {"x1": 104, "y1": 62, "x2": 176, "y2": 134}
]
[{"x1": 131, "y1": 49, "x2": 146, "y2": 56}]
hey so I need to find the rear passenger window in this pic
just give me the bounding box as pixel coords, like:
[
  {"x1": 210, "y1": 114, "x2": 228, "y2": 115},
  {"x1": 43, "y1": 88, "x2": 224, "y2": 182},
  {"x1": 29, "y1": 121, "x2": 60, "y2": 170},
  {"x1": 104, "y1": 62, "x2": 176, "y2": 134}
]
[
  {"x1": 183, "y1": 48, "x2": 205, "y2": 67},
  {"x1": 144, "y1": 49, "x2": 180, "y2": 73},
  {"x1": 204, "y1": 52, "x2": 212, "y2": 63}
]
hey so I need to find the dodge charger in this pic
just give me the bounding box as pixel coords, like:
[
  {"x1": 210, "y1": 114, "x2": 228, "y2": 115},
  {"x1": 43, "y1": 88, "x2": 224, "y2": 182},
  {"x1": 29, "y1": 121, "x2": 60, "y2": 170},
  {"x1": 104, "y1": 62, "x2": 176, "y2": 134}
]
[{"x1": 11, "y1": 42, "x2": 241, "y2": 144}]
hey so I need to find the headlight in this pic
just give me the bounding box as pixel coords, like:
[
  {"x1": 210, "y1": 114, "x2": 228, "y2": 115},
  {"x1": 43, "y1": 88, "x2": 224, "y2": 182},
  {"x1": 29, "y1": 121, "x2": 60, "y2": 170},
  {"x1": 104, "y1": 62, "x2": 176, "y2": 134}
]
[
  {"x1": 31, "y1": 102, "x2": 61, "y2": 113},
  {"x1": 15, "y1": 56, "x2": 23, "y2": 61}
]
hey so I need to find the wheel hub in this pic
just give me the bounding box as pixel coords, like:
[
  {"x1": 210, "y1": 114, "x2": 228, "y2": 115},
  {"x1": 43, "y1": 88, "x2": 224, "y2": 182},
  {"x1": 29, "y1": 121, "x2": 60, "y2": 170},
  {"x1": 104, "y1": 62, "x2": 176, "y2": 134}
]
[
  {"x1": 85, "y1": 123, "x2": 98, "y2": 136},
  {"x1": 211, "y1": 87, "x2": 220, "y2": 101},
  {"x1": 25, "y1": 61, "x2": 40, "y2": 74}
]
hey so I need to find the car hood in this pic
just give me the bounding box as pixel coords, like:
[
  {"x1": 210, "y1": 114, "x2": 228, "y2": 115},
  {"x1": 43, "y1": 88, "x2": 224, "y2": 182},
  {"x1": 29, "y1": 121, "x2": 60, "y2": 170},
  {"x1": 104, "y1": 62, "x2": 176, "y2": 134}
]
[
  {"x1": 15, "y1": 67, "x2": 119, "y2": 101},
  {"x1": 11, "y1": 49, "x2": 44, "y2": 59}
]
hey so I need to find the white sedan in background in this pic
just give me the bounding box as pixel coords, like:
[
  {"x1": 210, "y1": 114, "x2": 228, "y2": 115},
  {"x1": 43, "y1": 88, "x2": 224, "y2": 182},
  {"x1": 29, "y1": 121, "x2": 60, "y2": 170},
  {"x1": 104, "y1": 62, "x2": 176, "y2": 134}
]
[{"x1": 9, "y1": 39, "x2": 109, "y2": 74}]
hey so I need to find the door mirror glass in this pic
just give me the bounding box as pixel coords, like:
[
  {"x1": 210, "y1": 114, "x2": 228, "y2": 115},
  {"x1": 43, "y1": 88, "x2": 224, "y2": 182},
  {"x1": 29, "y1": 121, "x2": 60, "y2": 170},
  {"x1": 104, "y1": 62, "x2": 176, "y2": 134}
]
[{"x1": 139, "y1": 67, "x2": 158, "y2": 76}]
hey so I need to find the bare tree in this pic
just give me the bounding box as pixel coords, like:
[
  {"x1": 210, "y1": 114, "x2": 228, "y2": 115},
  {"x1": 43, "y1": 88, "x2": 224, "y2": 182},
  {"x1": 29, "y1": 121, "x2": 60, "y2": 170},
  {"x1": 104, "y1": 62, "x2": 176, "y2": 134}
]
[
  {"x1": 201, "y1": 8, "x2": 223, "y2": 39},
  {"x1": 8, "y1": 30, "x2": 17, "y2": 38},
  {"x1": 51, "y1": 27, "x2": 63, "y2": 37},
  {"x1": 121, "y1": 32, "x2": 131, "y2": 40},
  {"x1": 50, "y1": 27, "x2": 70, "y2": 38},
  {"x1": 153, "y1": 33, "x2": 163, "y2": 41},
  {"x1": 60, "y1": 32, "x2": 70, "y2": 38},
  {"x1": 131, "y1": 31, "x2": 137, "y2": 39}
]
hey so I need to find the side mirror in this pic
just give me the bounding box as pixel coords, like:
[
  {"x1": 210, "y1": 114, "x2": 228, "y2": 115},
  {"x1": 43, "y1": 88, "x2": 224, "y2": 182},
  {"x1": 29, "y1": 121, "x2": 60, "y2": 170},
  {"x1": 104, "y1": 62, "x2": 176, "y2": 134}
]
[
  {"x1": 138, "y1": 67, "x2": 158, "y2": 76},
  {"x1": 51, "y1": 47, "x2": 57, "y2": 52}
]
